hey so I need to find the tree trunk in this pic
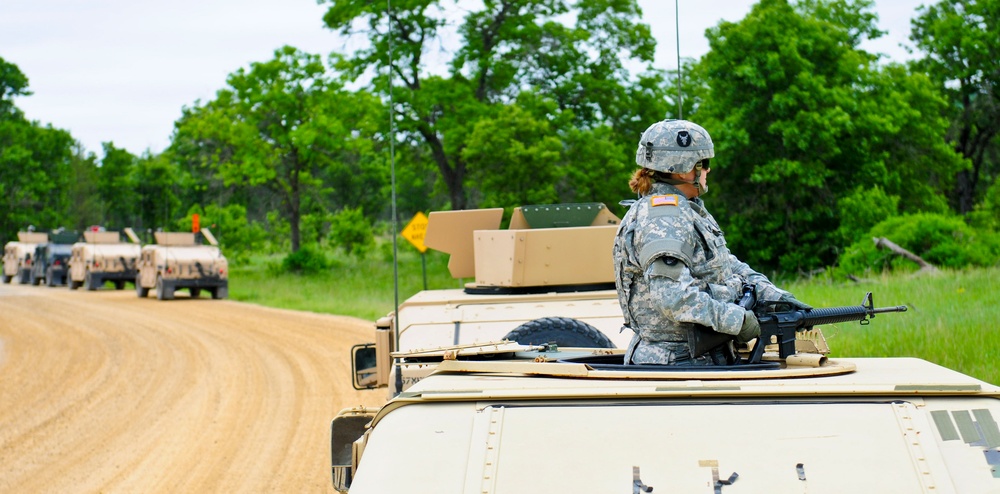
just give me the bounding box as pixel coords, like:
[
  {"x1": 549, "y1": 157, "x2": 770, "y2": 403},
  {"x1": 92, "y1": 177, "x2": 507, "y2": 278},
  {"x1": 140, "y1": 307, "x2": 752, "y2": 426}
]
[
  {"x1": 419, "y1": 126, "x2": 466, "y2": 210},
  {"x1": 289, "y1": 152, "x2": 301, "y2": 253}
]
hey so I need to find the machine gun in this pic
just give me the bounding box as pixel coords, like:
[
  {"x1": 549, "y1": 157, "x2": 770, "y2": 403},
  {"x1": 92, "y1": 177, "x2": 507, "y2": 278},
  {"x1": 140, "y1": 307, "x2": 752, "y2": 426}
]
[{"x1": 739, "y1": 285, "x2": 908, "y2": 364}]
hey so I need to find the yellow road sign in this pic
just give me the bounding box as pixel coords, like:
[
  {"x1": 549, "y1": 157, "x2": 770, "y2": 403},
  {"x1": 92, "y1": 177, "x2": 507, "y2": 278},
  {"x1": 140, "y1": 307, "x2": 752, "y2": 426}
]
[{"x1": 401, "y1": 212, "x2": 429, "y2": 253}]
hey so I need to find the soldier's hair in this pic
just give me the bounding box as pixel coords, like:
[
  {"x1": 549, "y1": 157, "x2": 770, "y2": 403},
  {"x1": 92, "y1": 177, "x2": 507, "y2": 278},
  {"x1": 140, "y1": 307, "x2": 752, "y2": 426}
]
[
  {"x1": 631, "y1": 168, "x2": 683, "y2": 195},
  {"x1": 629, "y1": 168, "x2": 655, "y2": 195}
]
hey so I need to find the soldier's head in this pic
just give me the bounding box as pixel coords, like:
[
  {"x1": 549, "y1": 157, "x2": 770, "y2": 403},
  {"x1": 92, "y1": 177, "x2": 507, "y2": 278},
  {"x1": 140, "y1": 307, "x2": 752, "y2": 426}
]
[{"x1": 630, "y1": 119, "x2": 714, "y2": 197}]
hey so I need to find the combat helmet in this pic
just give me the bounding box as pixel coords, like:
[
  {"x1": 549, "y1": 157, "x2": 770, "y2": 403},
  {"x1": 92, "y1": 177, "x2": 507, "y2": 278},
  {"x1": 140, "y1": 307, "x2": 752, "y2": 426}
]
[{"x1": 635, "y1": 119, "x2": 714, "y2": 174}]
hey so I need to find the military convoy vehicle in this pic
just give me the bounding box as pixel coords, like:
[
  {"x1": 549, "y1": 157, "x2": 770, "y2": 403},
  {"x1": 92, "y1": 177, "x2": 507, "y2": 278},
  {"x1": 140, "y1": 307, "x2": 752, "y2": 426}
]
[
  {"x1": 331, "y1": 291, "x2": 1000, "y2": 494},
  {"x1": 68, "y1": 228, "x2": 142, "y2": 290},
  {"x1": 135, "y1": 229, "x2": 228, "y2": 300},
  {"x1": 3, "y1": 231, "x2": 49, "y2": 284},
  {"x1": 30, "y1": 230, "x2": 81, "y2": 286},
  {"x1": 370, "y1": 203, "x2": 625, "y2": 369},
  {"x1": 332, "y1": 341, "x2": 1000, "y2": 493}
]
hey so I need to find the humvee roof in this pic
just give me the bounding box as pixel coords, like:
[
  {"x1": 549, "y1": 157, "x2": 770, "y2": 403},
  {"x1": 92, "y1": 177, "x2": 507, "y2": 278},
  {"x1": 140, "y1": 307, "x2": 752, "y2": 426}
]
[{"x1": 341, "y1": 353, "x2": 1000, "y2": 494}]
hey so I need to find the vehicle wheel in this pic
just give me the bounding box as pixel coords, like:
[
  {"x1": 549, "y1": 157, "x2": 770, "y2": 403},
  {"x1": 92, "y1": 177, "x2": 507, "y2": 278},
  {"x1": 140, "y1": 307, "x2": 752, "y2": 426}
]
[
  {"x1": 211, "y1": 286, "x2": 228, "y2": 300},
  {"x1": 503, "y1": 317, "x2": 615, "y2": 349},
  {"x1": 30, "y1": 273, "x2": 42, "y2": 286},
  {"x1": 19, "y1": 269, "x2": 30, "y2": 284},
  {"x1": 189, "y1": 288, "x2": 201, "y2": 298},
  {"x1": 155, "y1": 275, "x2": 174, "y2": 300},
  {"x1": 83, "y1": 271, "x2": 98, "y2": 291},
  {"x1": 2, "y1": 274, "x2": 10, "y2": 284},
  {"x1": 135, "y1": 275, "x2": 149, "y2": 298},
  {"x1": 114, "y1": 280, "x2": 125, "y2": 290}
]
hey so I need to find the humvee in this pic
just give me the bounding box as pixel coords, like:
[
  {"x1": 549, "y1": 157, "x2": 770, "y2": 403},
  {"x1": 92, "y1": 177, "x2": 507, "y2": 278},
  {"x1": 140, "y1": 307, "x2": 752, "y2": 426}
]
[
  {"x1": 3, "y1": 232, "x2": 49, "y2": 284},
  {"x1": 135, "y1": 229, "x2": 228, "y2": 300},
  {"x1": 356, "y1": 203, "x2": 627, "y2": 396},
  {"x1": 331, "y1": 294, "x2": 1000, "y2": 494},
  {"x1": 30, "y1": 229, "x2": 80, "y2": 286},
  {"x1": 68, "y1": 228, "x2": 142, "y2": 290}
]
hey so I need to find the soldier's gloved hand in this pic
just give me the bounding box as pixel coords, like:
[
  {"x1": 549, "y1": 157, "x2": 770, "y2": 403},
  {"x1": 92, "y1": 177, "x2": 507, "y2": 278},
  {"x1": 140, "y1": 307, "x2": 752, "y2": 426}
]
[
  {"x1": 737, "y1": 310, "x2": 760, "y2": 343},
  {"x1": 778, "y1": 293, "x2": 812, "y2": 311}
]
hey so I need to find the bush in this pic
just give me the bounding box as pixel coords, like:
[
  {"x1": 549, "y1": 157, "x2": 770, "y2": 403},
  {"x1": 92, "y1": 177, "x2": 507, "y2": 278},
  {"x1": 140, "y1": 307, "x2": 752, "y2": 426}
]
[
  {"x1": 329, "y1": 207, "x2": 375, "y2": 258},
  {"x1": 177, "y1": 203, "x2": 270, "y2": 265},
  {"x1": 835, "y1": 186, "x2": 898, "y2": 248},
  {"x1": 837, "y1": 213, "x2": 1000, "y2": 275},
  {"x1": 281, "y1": 245, "x2": 332, "y2": 274}
]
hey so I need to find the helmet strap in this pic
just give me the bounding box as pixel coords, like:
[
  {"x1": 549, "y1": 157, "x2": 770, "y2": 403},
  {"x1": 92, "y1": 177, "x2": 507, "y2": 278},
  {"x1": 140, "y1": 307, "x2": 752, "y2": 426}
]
[
  {"x1": 655, "y1": 163, "x2": 706, "y2": 198},
  {"x1": 693, "y1": 165, "x2": 707, "y2": 196}
]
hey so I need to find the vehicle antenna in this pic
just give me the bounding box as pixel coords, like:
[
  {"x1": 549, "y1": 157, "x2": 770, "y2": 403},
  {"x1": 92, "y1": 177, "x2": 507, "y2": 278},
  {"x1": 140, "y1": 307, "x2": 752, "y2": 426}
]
[
  {"x1": 675, "y1": 0, "x2": 682, "y2": 119},
  {"x1": 388, "y1": 0, "x2": 399, "y2": 352}
]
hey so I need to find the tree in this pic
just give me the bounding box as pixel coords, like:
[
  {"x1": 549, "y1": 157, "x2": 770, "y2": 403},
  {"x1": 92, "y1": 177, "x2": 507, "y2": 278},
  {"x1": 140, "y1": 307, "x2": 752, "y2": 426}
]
[
  {"x1": 0, "y1": 56, "x2": 29, "y2": 119},
  {"x1": 910, "y1": 0, "x2": 1000, "y2": 214},
  {"x1": 694, "y1": 0, "x2": 964, "y2": 272},
  {"x1": 98, "y1": 142, "x2": 140, "y2": 229},
  {"x1": 169, "y1": 46, "x2": 387, "y2": 252},
  {"x1": 66, "y1": 144, "x2": 103, "y2": 232},
  {"x1": 0, "y1": 57, "x2": 76, "y2": 241},
  {"x1": 133, "y1": 153, "x2": 183, "y2": 234},
  {"x1": 320, "y1": 0, "x2": 664, "y2": 211}
]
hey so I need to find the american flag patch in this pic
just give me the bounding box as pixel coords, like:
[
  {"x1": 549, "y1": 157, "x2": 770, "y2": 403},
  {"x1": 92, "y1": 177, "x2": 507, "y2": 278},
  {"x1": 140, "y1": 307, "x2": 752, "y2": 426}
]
[{"x1": 650, "y1": 194, "x2": 679, "y2": 207}]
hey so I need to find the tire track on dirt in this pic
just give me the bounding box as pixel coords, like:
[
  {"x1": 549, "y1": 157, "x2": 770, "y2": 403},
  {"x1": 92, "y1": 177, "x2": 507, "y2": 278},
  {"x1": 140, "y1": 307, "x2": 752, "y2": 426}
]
[{"x1": 0, "y1": 283, "x2": 384, "y2": 493}]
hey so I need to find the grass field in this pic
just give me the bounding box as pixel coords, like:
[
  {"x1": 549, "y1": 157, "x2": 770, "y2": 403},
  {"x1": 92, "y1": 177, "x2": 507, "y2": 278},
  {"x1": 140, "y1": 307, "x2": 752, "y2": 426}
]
[{"x1": 230, "y1": 249, "x2": 999, "y2": 385}]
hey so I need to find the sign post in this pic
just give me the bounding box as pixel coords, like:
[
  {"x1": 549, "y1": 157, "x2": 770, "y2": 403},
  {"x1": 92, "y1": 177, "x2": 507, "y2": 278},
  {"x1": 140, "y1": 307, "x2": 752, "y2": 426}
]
[{"x1": 400, "y1": 212, "x2": 429, "y2": 290}]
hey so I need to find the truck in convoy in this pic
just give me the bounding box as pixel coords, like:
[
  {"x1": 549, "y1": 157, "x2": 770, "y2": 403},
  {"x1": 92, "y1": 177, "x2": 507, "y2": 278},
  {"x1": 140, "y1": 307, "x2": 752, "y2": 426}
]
[
  {"x1": 3, "y1": 231, "x2": 49, "y2": 284},
  {"x1": 135, "y1": 229, "x2": 228, "y2": 300},
  {"x1": 30, "y1": 229, "x2": 80, "y2": 286},
  {"x1": 329, "y1": 294, "x2": 1000, "y2": 494},
  {"x1": 68, "y1": 228, "x2": 142, "y2": 290}
]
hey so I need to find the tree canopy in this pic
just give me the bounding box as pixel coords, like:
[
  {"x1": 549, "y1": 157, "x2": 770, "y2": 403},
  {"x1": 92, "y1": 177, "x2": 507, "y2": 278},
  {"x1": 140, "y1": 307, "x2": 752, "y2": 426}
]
[
  {"x1": 169, "y1": 46, "x2": 387, "y2": 252},
  {"x1": 910, "y1": 0, "x2": 1000, "y2": 214},
  {"x1": 320, "y1": 0, "x2": 670, "y2": 211},
  {"x1": 693, "y1": 0, "x2": 965, "y2": 272}
]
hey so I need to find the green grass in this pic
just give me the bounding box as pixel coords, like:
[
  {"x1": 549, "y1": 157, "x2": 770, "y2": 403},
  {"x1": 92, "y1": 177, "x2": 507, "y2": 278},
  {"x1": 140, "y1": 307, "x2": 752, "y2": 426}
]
[
  {"x1": 229, "y1": 246, "x2": 459, "y2": 321},
  {"x1": 231, "y1": 250, "x2": 1000, "y2": 385}
]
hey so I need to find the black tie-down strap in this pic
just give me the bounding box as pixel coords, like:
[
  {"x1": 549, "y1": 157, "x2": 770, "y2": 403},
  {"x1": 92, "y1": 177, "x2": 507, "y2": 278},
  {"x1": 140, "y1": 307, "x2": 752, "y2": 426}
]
[
  {"x1": 632, "y1": 466, "x2": 653, "y2": 493},
  {"x1": 700, "y1": 460, "x2": 738, "y2": 493}
]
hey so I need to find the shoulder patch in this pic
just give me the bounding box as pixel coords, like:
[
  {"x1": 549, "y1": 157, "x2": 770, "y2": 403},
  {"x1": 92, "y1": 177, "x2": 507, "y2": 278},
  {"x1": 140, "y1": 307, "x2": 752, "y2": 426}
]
[{"x1": 650, "y1": 194, "x2": 679, "y2": 207}]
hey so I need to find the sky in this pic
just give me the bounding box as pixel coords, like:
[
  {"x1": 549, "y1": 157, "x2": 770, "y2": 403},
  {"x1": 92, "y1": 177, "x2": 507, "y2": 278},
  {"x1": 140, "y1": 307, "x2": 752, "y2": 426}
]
[{"x1": 0, "y1": 0, "x2": 928, "y2": 158}]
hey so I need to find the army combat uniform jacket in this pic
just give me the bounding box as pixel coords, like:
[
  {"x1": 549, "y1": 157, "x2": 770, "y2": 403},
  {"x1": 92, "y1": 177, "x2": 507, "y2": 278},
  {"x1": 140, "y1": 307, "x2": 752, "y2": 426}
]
[{"x1": 614, "y1": 182, "x2": 789, "y2": 365}]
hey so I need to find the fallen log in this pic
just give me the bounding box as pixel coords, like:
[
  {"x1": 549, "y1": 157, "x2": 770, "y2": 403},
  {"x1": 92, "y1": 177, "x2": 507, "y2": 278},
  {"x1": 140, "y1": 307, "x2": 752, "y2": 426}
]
[{"x1": 873, "y1": 237, "x2": 939, "y2": 272}]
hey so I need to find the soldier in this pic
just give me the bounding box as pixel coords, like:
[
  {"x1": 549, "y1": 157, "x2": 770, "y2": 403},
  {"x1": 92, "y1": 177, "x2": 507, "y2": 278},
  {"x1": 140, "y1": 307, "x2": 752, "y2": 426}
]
[{"x1": 614, "y1": 119, "x2": 810, "y2": 365}]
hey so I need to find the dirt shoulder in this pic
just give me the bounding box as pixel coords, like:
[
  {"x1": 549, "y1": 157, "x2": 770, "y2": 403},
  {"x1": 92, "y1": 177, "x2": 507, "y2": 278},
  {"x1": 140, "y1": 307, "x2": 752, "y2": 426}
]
[{"x1": 0, "y1": 282, "x2": 385, "y2": 493}]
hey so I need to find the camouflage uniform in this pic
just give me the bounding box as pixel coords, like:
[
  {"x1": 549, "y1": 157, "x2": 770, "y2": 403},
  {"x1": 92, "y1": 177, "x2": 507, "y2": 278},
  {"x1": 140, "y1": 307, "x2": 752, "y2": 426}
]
[{"x1": 615, "y1": 120, "x2": 793, "y2": 365}]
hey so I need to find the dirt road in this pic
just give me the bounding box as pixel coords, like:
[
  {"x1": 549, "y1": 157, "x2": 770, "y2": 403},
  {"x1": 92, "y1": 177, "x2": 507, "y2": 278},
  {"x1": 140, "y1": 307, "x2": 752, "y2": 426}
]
[{"x1": 0, "y1": 282, "x2": 385, "y2": 493}]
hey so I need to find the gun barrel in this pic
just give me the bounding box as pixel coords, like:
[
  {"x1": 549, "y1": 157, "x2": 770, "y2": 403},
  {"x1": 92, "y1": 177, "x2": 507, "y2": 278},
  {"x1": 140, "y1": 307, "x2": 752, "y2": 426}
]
[{"x1": 873, "y1": 305, "x2": 908, "y2": 314}]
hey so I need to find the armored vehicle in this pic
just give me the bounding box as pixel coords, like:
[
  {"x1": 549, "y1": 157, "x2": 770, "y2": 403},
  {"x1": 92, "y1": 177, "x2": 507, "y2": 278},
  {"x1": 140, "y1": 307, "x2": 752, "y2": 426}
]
[
  {"x1": 331, "y1": 296, "x2": 1000, "y2": 494},
  {"x1": 30, "y1": 230, "x2": 80, "y2": 286},
  {"x1": 362, "y1": 204, "x2": 626, "y2": 385},
  {"x1": 332, "y1": 347, "x2": 1000, "y2": 493},
  {"x1": 3, "y1": 232, "x2": 49, "y2": 284},
  {"x1": 135, "y1": 229, "x2": 228, "y2": 300},
  {"x1": 68, "y1": 228, "x2": 141, "y2": 290}
]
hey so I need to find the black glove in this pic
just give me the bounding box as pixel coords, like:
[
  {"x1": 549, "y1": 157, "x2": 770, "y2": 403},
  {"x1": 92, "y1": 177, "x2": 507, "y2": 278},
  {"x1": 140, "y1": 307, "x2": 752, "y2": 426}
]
[
  {"x1": 778, "y1": 293, "x2": 812, "y2": 310},
  {"x1": 737, "y1": 310, "x2": 760, "y2": 343}
]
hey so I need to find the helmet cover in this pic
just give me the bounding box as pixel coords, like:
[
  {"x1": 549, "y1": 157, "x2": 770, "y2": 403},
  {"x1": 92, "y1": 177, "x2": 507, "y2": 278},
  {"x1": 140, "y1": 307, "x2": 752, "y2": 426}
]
[{"x1": 634, "y1": 119, "x2": 715, "y2": 174}]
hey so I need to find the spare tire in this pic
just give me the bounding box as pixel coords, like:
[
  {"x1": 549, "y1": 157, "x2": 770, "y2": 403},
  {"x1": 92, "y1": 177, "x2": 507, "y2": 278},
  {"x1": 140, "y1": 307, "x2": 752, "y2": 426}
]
[{"x1": 503, "y1": 317, "x2": 614, "y2": 348}]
